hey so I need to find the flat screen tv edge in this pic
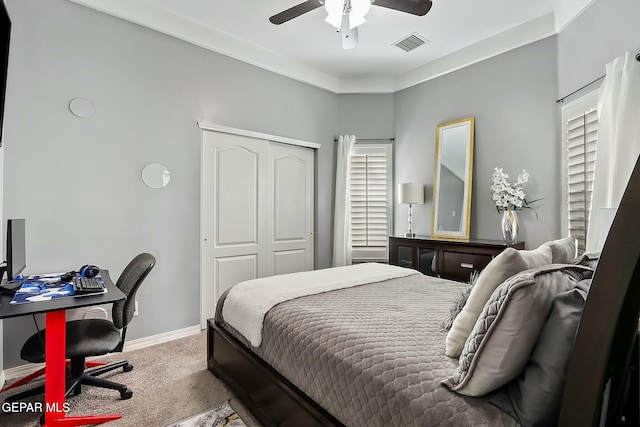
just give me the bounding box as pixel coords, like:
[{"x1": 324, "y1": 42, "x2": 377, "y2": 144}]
[{"x1": 0, "y1": 0, "x2": 12, "y2": 147}]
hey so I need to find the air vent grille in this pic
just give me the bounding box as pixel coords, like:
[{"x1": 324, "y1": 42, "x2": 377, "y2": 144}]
[{"x1": 394, "y1": 33, "x2": 428, "y2": 52}]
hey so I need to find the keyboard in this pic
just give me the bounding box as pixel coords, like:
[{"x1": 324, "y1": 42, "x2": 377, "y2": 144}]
[{"x1": 72, "y1": 276, "x2": 104, "y2": 295}]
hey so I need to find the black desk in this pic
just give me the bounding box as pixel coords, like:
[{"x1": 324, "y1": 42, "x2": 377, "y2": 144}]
[{"x1": 0, "y1": 271, "x2": 126, "y2": 426}]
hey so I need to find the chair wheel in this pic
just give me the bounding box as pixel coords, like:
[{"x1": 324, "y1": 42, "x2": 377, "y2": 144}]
[
  {"x1": 120, "y1": 389, "x2": 133, "y2": 399},
  {"x1": 123, "y1": 364, "x2": 133, "y2": 372}
]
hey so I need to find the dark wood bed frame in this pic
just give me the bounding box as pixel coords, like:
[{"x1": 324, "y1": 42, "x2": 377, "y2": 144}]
[{"x1": 208, "y1": 155, "x2": 640, "y2": 427}]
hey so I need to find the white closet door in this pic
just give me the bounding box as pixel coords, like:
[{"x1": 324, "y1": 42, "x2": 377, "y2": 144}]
[
  {"x1": 201, "y1": 131, "x2": 315, "y2": 327},
  {"x1": 201, "y1": 132, "x2": 269, "y2": 325},
  {"x1": 269, "y1": 142, "x2": 314, "y2": 275}
]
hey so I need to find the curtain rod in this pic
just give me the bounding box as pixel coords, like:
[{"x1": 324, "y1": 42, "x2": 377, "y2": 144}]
[
  {"x1": 333, "y1": 137, "x2": 395, "y2": 142},
  {"x1": 556, "y1": 75, "x2": 605, "y2": 103},
  {"x1": 557, "y1": 52, "x2": 640, "y2": 104}
]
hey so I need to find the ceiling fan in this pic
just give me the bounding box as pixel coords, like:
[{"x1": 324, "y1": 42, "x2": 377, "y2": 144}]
[{"x1": 269, "y1": 0, "x2": 433, "y2": 49}]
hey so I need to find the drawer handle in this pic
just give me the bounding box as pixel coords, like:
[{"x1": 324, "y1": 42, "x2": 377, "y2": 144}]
[{"x1": 460, "y1": 263, "x2": 474, "y2": 269}]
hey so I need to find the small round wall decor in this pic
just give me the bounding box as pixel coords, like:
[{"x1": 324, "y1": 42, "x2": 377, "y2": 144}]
[{"x1": 69, "y1": 98, "x2": 95, "y2": 118}]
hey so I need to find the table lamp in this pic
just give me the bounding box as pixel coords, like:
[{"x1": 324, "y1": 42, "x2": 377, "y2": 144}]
[{"x1": 398, "y1": 183, "x2": 424, "y2": 237}]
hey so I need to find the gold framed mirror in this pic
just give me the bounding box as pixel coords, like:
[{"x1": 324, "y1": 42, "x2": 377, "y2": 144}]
[{"x1": 431, "y1": 117, "x2": 475, "y2": 239}]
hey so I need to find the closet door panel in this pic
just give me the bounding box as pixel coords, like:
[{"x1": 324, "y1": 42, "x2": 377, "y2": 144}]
[
  {"x1": 269, "y1": 142, "x2": 315, "y2": 276},
  {"x1": 273, "y1": 250, "x2": 307, "y2": 276},
  {"x1": 201, "y1": 132, "x2": 269, "y2": 324},
  {"x1": 215, "y1": 255, "x2": 258, "y2": 296},
  {"x1": 201, "y1": 130, "x2": 316, "y2": 327},
  {"x1": 215, "y1": 146, "x2": 260, "y2": 246}
]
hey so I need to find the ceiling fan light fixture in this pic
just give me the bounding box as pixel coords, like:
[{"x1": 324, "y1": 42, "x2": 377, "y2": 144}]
[
  {"x1": 325, "y1": 0, "x2": 371, "y2": 30},
  {"x1": 348, "y1": 13, "x2": 366, "y2": 29},
  {"x1": 324, "y1": 0, "x2": 344, "y2": 29},
  {"x1": 325, "y1": 13, "x2": 342, "y2": 29},
  {"x1": 350, "y1": 0, "x2": 371, "y2": 20}
]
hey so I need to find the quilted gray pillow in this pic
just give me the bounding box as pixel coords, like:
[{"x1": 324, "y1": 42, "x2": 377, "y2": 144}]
[
  {"x1": 490, "y1": 279, "x2": 590, "y2": 426},
  {"x1": 441, "y1": 264, "x2": 593, "y2": 397},
  {"x1": 445, "y1": 246, "x2": 552, "y2": 357}
]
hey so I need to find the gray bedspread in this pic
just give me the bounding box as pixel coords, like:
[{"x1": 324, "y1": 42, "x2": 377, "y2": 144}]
[{"x1": 215, "y1": 273, "x2": 517, "y2": 427}]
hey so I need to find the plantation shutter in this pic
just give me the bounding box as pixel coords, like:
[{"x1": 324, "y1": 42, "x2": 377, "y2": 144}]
[
  {"x1": 565, "y1": 107, "x2": 598, "y2": 253},
  {"x1": 350, "y1": 144, "x2": 393, "y2": 261}
]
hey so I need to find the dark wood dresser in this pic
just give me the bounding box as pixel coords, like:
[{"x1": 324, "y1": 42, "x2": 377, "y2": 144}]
[{"x1": 389, "y1": 235, "x2": 525, "y2": 283}]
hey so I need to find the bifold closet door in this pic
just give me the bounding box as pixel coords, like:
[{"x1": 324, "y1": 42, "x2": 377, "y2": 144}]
[
  {"x1": 201, "y1": 131, "x2": 314, "y2": 325},
  {"x1": 268, "y1": 142, "x2": 314, "y2": 276}
]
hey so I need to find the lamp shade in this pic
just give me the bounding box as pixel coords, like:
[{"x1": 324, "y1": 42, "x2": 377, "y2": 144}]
[{"x1": 398, "y1": 183, "x2": 424, "y2": 204}]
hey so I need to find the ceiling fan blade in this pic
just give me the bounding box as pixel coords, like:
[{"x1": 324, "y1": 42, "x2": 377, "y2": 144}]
[
  {"x1": 269, "y1": 0, "x2": 323, "y2": 25},
  {"x1": 373, "y1": 0, "x2": 433, "y2": 16}
]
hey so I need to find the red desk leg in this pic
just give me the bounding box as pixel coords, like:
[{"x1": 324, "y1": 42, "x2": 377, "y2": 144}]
[
  {"x1": 43, "y1": 310, "x2": 121, "y2": 427},
  {"x1": 0, "y1": 361, "x2": 106, "y2": 393}
]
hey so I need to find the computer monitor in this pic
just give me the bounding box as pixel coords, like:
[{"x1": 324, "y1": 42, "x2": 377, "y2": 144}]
[{"x1": 6, "y1": 218, "x2": 26, "y2": 281}]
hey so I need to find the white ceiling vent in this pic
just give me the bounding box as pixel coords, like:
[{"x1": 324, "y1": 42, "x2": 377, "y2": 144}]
[{"x1": 394, "y1": 33, "x2": 429, "y2": 52}]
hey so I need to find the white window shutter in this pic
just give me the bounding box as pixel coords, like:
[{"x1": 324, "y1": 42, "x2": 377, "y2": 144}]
[
  {"x1": 350, "y1": 144, "x2": 393, "y2": 261},
  {"x1": 562, "y1": 93, "x2": 599, "y2": 254}
]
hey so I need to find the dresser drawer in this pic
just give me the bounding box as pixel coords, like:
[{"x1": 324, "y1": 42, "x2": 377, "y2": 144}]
[
  {"x1": 389, "y1": 236, "x2": 524, "y2": 282},
  {"x1": 442, "y1": 251, "x2": 493, "y2": 282}
]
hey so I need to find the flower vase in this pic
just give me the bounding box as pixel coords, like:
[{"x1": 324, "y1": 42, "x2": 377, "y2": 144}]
[{"x1": 501, "y1": 210, "x2": 519, "y2": 242}]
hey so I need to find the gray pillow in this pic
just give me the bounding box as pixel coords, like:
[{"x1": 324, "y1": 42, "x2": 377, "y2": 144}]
[
  {"x1": 542, "y1": 236, "x2": 578, "y2": 264},
  {"x1": 445, "y1": 246, "x2": 553, "y2": 357},
  {"x1": 490, "y1": 279, "x2": 590, "y2": 426},
  {"x1": 441, "y1": 265, "x2": 592, "y2": 397}
]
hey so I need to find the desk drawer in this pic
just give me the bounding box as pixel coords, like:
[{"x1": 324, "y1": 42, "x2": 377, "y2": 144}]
[{"x1": 442, "y1": 251, "x2": 493, "y2": 282}]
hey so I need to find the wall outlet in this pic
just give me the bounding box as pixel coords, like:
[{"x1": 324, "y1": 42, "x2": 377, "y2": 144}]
[{"x1": 133, "y1": 300, "x2": 139, "y2": 317}]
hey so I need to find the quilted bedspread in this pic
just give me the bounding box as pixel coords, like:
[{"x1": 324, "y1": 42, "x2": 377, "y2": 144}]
[{"x1": 215, "y1": 273, "x2": 517, "y2": 427}]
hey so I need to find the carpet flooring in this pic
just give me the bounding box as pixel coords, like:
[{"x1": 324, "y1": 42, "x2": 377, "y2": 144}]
[{"x1": 0, "y1": 332, "x2": 262, "y2": 427}]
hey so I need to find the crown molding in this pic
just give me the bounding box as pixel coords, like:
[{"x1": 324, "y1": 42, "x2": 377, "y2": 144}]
[
  {"x1": 337, "y1": 77, "x2": 395, "y2": 94},
  {"x1": 67, "y1": 0, "x2": 339, "y2": 93},
  {"x1": 393, "y1": 13, "x2": 556, "y2": 92},
  {"x1": 68, "y1": 0, "x2": 555, "y2": 94},
  {"x1": 554, "y1": 0, "x2": 598, "y2": 33}
]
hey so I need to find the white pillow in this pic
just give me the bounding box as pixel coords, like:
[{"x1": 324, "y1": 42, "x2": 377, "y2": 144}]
[{"x1": 444, "y1": 245, "x2": 552, "y2": 357}]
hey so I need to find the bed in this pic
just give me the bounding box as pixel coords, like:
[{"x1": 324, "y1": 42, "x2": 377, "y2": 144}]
[{"x1": 208, "y1": 157, "x2": 640, "y2": 427}]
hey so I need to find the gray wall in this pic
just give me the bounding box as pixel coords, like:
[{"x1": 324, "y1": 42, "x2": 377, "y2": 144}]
[
  {"x1": 557, "y1": 0, "x2": 640, "y2": 102},
  {"x1": 336, "y1": 94, "x2": 394, "y2": 139},
  {"x1": 1, "y1": 0, "x2": 337, "y2": 368},
  {"x1": 394, "y1": 37, "x2": 560, "y2": 248}
]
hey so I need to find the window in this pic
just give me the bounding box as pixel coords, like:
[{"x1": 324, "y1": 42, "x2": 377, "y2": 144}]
[
  {"x1": 561, "y1": 91, "x2": 599, "y2": 253},
  {"x1": 350, "y1": 144, "x2": 393, "y2": 262}
]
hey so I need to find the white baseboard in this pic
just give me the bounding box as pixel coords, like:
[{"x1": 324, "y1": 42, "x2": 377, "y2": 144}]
[
  {"x1": 122, "y1": 324, "x2": 201, "y2": 352},
  {"x1": 2, "y1": 324, "x2": 202, "y2": 382},
  {"x1": 2, "y1": 361, "x2": 46, "y2": 382}
]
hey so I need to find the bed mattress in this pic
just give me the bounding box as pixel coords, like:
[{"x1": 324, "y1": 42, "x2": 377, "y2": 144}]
[{"x1": 215, "y1": 273, "x2": 517, "y2": 427}]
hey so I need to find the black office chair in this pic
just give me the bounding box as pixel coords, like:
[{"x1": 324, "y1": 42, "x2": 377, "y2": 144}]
[{"x1": 6, "y1": 253, "x2": 156, "y2": 402}]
